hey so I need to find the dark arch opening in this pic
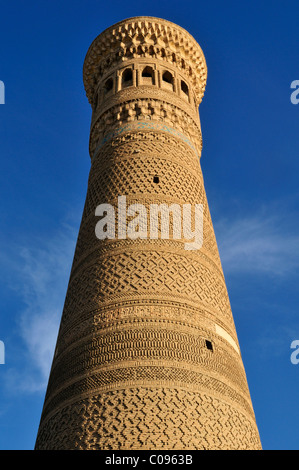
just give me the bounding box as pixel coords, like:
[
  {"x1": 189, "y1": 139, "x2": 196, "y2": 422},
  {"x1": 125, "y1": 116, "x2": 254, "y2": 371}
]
[
  {"x1": 141, "y1": 66, "x2": 155, "y2": 85},
  {"x1": 162, "y1": 71, "x2": 173, "y2": 84},
  {"x1": 104, "y1": 77, "x2": 113, "y2": 94},
  {"x1": 142, "y1": 66, "x2": 154, "y2": 78},
  {"x1": 123, "y1": 68, "x2": 133, "y2": 82},
  {"x1": 122, "y1": 68, "x2": 133, "y2": 88},
  {"x1": 181, "y1": 80, "x2": 189, "y2": 97}
]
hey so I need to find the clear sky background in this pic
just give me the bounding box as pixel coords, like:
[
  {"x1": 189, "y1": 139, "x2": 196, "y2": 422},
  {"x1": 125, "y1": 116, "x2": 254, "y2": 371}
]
[{"x1": 0, "y1": 0, "x2": 298, "y2": 450}]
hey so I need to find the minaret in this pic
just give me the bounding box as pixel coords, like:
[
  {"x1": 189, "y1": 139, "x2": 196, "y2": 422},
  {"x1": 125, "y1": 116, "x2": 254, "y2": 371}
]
[{"x1": 35, "y1": 17, "x2": 261, "y2": 450}]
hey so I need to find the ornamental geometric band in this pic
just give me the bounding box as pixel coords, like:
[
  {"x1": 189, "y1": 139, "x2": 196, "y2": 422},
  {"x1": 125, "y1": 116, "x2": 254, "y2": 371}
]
[
  {"x1": 95, "y1": 196, "x2": 203, "y2": 250},
  {"x1": 92, "y1": 121, "x2": 200, "y2": 161}
]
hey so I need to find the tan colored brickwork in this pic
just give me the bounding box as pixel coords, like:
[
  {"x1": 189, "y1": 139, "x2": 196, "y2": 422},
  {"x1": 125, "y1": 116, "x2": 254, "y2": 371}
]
[
  {"x1": 35, "y1": 16, "x2": 261, "y2": 450},
  {"x1": 35, "y1": 387, "x2": 261, "y2": 450}
]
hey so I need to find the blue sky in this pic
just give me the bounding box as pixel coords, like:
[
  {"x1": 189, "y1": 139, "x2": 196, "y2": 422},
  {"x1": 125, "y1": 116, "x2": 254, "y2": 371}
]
[{"x1": 0, "y1": 0, "x2": 299, "y2": 450}]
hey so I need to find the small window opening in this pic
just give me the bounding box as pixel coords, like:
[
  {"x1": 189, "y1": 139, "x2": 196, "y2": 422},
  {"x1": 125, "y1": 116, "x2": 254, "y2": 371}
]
[
  {"x1": 142, "y1": 66, "x2": 154, "y2": 78},
  {"x1": 153, "y1": 176, "x2": 159, "y2": 184},
  {"x1": 104, "y1": 78, "x2": 113, "y2": 94},
  {"x1": 162, "y1": 71, "x2": 173, "y2": 84},
  {"x1": 205, "y1": 340, "x2": 213, "y2": 351},
  {"x1": 123, "y1": 68, "x2": 133, "y2": 83},
  {"x1": 181, "y1": 80, "x2": 189, "y2": 96}
]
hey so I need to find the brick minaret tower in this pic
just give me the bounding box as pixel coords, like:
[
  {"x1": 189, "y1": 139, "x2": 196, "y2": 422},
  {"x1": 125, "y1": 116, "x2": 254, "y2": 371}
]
[{"x1": 35, "y1": 17, "x2": 261, "y2": 450}]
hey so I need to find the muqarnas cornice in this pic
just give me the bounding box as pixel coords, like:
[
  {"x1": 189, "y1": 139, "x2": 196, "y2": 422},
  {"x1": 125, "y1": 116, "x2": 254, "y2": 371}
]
[{"x1": 83, "y1": 16, "x2": 207, "y2": 108}]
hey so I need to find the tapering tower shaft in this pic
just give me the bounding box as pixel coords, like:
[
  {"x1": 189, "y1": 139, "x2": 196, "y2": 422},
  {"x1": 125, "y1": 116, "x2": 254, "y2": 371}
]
[{"x1": 35, "y1": 17, "x2": 261, "y2": 450}]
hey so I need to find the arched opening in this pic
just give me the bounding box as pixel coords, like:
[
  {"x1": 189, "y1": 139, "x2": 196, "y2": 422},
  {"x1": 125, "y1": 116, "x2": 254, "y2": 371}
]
[
  {"x1": 181, "y1": 80, "x2": 189, "y2": 100},
  {"x1": 141, "y1": 66, "x2": 155, "y2": 85},
  {"x1": 104, "y1": 77, "x2": 113, "y2": 95},
  {"x1": 122, "y1": 68, "x2": 133, "y2": 88},
  {"x1": 162, "y1": 71, "x2": 174, "y2": 91},
  {"x1": 162, "y1": 71, "x2": 172, "y2": 84}
]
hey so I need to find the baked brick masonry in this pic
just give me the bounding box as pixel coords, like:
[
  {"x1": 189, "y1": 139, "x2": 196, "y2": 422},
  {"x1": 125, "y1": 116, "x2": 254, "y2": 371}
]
[{"x1": 35, "y1": 16, "x2": 262, "y2": 450}]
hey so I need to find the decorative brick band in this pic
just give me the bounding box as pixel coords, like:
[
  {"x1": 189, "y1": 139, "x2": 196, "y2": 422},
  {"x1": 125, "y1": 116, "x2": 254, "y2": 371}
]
[{"x1": 92, "y1": 121, "x2": 200, "y2": 161}]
